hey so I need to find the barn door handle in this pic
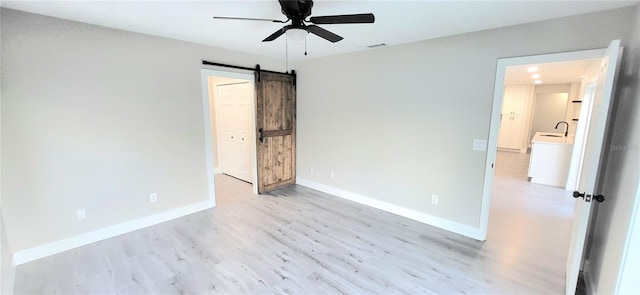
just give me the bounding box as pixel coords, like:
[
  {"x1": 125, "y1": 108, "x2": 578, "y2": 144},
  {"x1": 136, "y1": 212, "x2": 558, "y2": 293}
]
[{"x1": 258, "y1": 128, "x2": 264, "y2": 143}]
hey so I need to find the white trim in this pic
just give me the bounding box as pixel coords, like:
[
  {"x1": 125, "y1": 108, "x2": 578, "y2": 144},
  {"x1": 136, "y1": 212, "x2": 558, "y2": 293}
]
[
  {"x1": 296, "y1": 177, "x2": 483, "y2": 240},
  {"x1": 5, "y1": 258, "x2": 15, "y2": 295},
  {"x1": 213, "y1": 167, "x2": 223, "y2": 174},
  {"x1": 1, "y1": 255, "x2": 16, "y2": 295},
  {"x1": 479, "y1": 48, "x2": 607, "y2": 240},
  {"x1": 201, "y1": 71, "x2": 217, "y2": 206},
  {"x1": 12, "y1": 200, "x2": 214, "y2": 265}
]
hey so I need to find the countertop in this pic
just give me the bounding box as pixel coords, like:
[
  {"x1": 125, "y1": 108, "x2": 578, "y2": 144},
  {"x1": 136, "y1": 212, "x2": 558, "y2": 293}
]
[{"x1": 531, "y1": 132, "x2": 574, "y2": 145}]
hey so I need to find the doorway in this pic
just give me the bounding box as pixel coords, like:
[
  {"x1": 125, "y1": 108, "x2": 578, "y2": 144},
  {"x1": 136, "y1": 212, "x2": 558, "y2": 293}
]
[
  {"x1": 480, "y1": 41, "x2": 622, "y2": 295},
  {"x1": 215, "y1": 81, "x2": 254, "y2": 183},
  {"x1": 201, "y1": 69, "x2": 259, "y2": 195},
  {"x1": 480, "y1": 48, "x2": 607, "y2": 237}
]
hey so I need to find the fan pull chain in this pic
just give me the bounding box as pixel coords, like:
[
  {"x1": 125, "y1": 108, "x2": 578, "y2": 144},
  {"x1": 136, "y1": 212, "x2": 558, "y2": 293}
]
[
  {"x1": 285, "y1": 37, "x2": 289, "y2": 72},
  {"x1": 304, "y1": 37, "x2": 308, "y2": 56}
]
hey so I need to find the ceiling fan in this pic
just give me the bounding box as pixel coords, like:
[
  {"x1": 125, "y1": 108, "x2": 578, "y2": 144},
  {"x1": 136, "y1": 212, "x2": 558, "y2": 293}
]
[{"x1": 213, "y1": 0, "x2": 375, "y2": 43}]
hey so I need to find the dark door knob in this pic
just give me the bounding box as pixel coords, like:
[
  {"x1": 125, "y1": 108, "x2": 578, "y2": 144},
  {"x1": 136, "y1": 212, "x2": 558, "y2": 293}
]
[
  {"x1": 573, "y1": 191, "x2": 585, "y2": 199},
  {"x1": 573, "y1": 191, "x2": 605, "y2": 203}
]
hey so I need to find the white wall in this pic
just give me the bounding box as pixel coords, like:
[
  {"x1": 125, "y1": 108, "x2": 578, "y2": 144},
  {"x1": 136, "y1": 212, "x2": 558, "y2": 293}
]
[
  {"x1": 0, "y1": 8, "x2": 12, "y2": 295},
  {"x1": 534, "y1": 83, "x2": 572, "y2": 94},
  {"x1": 584, "y1": 4, "x2": 640, "y2": 294},
  {"x1": 529, "y1": 92, "x2": 569, "y2": 139},
  {"x1": 0, "y1": 8, "x2": 284, "y2": 254},
  {"x1": 521, "y1": 84, "x2": 577, "y2": 147},
  {"x1": 295, "y1": 7, "x2": 636, "y2": 232}
]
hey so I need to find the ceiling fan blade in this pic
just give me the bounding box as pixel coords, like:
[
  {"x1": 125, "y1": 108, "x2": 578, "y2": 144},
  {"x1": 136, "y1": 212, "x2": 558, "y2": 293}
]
[
  {"x1": 309, "y1": 13, "x2": 375, "y2": 24},
  {"x1": 213, "y1": 16, "x2": 286, "y2": 23},
  {"x1": 307, "y1": 25, "x2": 343, "y2": 43},
  {"x1": 262, "y1": 27, "x2": 288, "y2": 42}
]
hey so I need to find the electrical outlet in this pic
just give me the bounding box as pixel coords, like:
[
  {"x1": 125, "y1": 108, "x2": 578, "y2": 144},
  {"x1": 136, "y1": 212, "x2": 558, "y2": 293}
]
[
  {"x1": 330, "y1": 170, "x2": 335, "y2": 179},
  {"x1": 150, "y1": 193, "x2": 158, "y2": 203},
  {"x1": 432, "y1": 194, "x2": 439, "y2": 205},
  {"x1": 76, "y1": 208, "x2": 86, "y2": 220},
  {"x1": 310, "y1": 166, "x2": 314, "y2": 174}
]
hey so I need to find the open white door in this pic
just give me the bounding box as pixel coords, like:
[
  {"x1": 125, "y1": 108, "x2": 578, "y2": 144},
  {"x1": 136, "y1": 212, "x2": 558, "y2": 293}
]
[
  {"x1": 216, "y1": 82, "x2": 254, "y2": 183},
  {"x1": 565, "y1": 40, "x2": 622, "y2": 295}
]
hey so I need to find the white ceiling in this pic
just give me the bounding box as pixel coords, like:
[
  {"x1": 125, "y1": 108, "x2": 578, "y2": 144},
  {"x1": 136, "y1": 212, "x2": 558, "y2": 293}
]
[
  {"x1": 2, "y1": 1, "x2": 638, "y2": 61},
  {"x1": 505, "y1": 59, "x2": 598, "y2": 85}
]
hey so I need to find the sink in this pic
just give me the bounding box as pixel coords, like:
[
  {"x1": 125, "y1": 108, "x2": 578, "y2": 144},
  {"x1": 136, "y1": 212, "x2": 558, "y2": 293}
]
[{"x1": 533, "y1": 132, "x2": 573, "y2": 144}]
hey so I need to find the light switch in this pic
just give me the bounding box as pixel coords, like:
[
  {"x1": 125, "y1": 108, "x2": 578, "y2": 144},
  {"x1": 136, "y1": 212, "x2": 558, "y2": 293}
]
[{"x1": 473, "y1": 139, "x2": 487, "y2": 151}]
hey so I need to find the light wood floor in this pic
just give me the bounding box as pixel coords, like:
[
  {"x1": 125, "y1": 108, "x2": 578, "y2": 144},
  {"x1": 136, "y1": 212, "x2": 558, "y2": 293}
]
[{"x1": 14, "y1": 151, "x2": 575, "y2": 294}]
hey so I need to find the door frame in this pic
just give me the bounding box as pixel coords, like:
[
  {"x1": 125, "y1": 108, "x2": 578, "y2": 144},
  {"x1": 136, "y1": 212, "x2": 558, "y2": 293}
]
[
  {"x1": 478, "y1": 48, "x2": 607, "y2": 240},
  {"x1": 201, "y1": 69, "x2": 259, "y2": 195}
]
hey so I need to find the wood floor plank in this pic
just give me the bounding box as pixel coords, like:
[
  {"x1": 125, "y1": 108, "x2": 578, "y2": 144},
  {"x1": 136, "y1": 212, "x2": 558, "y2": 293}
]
[{"x1": 14, "y1": 151, "x2": 574, "y2": 294}]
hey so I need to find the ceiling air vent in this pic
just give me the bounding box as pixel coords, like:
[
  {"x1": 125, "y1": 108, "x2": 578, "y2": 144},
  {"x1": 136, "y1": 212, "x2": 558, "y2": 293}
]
[{"x1": 367, "y1": 43, "x2": 387, "y2": 49}]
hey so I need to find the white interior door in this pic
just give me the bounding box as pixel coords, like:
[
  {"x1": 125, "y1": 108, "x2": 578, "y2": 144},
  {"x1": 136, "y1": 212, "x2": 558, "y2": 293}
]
[
  {"x1": 565, "y1": 40, "x2": 621, "y2": 295},
  {"x1": 217, "y1": 82, "x2": 253, "y2": 183}
]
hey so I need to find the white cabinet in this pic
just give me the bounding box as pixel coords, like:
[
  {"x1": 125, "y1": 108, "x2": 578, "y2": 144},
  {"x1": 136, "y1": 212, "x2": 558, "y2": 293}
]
[
  {"x1": 501, "y1": 85, "x2": 528, "y2": 115},
  {"x1": 498, "y1": 85, "x2": 532, "y2": 151},
  {"x1": 498, "y1": 114, "x2": 524, "y2": 149}
]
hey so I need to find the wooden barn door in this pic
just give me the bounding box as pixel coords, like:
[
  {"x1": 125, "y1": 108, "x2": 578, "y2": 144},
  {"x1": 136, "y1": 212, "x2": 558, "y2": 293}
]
[{"x1": 255, "y1": 71, "x2": 296, "y2": 193}]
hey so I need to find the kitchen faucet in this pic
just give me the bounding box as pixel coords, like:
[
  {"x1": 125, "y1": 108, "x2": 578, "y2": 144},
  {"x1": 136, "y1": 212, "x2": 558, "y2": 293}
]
[{"x1": 555, "y1": 121, "x2": 569, "y2": 137}]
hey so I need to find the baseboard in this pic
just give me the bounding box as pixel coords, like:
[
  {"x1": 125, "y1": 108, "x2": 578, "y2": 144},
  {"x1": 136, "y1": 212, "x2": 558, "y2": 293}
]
[
  {"x1": 497, "y1": 147, "x2": 521, "y2": 153},
  {"x1": 295, "y1": 177, "x2": 483, "y2": 240},
  {"x1": 12, "y1": 199, "x2": 215, "y2": 265}
]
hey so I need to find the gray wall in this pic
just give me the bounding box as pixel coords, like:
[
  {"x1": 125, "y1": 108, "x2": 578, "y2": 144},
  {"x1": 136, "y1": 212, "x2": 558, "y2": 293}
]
[
  {"x1": 295, "y1": 7, "x2": 636, "y2": 228},
  {"x1": 0, "y1": 8, "x2": 283, "y2": 252},
  {"x1": 2, "y1": 5, "x2": 639, "y2": 293},
  {"x1": 584, "y1": 3, "x2": 640, "y2": 294},
  {"x1": 529, "y1": 93, "x2": 569, "y2": 138},
  {"x1": 0, "y1": 8, "x2": 12, "y2": 295}
]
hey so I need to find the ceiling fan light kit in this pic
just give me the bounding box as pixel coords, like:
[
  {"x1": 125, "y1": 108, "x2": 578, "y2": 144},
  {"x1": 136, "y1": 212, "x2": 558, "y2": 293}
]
[
  {"x1": 286, "y1": 28, "x2": 308, "y2": 41},
  {"x1": 213, "y1": 0, "x2": 375, "y2": 44}
]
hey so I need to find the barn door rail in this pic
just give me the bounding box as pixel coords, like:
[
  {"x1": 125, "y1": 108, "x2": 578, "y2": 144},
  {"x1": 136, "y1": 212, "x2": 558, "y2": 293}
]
[{"x1": 201, "y1": 60, "x2": 295, "y2": 83}]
